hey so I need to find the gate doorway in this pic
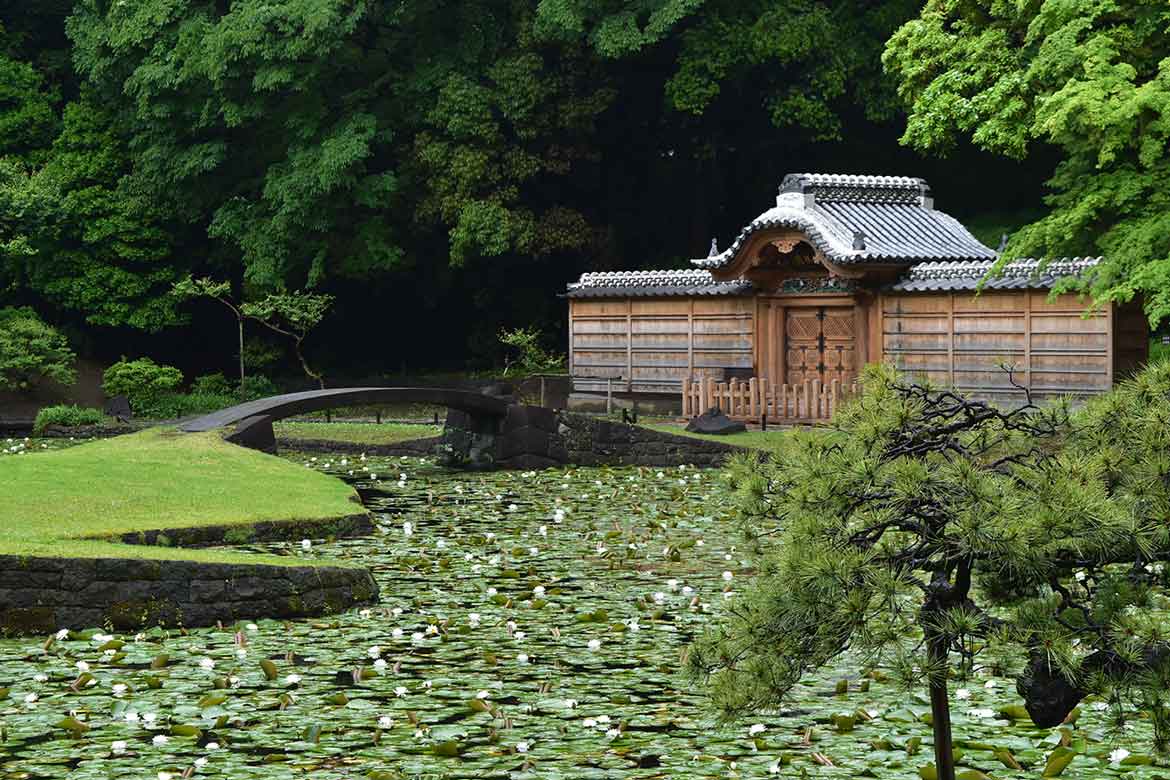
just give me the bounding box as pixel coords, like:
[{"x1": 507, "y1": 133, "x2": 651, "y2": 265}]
[{"x1": 784, "y1": 306, "x2": 857, "y2": 385}]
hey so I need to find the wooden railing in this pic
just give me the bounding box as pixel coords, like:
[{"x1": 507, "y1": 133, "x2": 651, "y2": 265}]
[{"x1": 682, "y1": 376, "x2": 859, "y2": 422}]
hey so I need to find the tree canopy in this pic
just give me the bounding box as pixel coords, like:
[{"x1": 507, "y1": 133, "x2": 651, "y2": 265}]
[{"x1": 885, "y1": 0, "x2": 1170, "y2": 325}]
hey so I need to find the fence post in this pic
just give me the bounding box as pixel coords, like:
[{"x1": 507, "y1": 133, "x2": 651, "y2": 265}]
[
  {"x1": 606, "y1": 377, "x2": 613, "y2": 415},
  {"x1": 749, "y1": 377, "x2": 758, "y2": 419}
]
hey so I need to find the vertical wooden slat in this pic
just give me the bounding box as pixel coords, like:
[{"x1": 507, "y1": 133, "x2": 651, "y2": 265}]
[
  {"x1": 831, "y1": 379, "x2": 840, "y2": 417},
  {"x1": 687, "y1": 298, "x2": 695, "y2": 380},
  {"x1": 802, "y1": 379, "x2": 811, "y2": 420},
  {"x1": 749, "y1": 377, "x2": 758, "y2": 418},
  {"x1": 682, "y1": 378, "x2": 691, "y2": 417},
  {"x1": 1105, "y1": 299, "x2": 1115, "y2": 388},
  {"x1": 812, "y1": 379, "x2": 822, "y2": 419},
  {"x1": 625, "y1": 298, "x2": 633, "y2": 387},
  {"x1": 947, "y1": 292, "x2": 955, "y2": 389},
  {"x1": 777, "y1": 304, "x2": 787, "y2": 384},
  {"x1": 1023, "y1": 291, "x2": 1032, "y2": 391}
]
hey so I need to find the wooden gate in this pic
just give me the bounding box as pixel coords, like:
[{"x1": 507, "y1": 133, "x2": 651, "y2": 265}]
[{"x1": 785, "y1": 306, "x2": 856, "y2": 385}]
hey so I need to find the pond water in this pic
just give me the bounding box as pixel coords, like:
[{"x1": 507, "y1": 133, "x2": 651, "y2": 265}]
[{"x1": 0, "y1": 452, "x2": 1157, "y2": 778}]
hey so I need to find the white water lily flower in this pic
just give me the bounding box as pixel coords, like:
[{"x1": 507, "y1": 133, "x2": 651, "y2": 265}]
[
  {"x1": 112, "y1": 683, "x2": 128, "y2": 696},
  {"x1": 722, "y1": 571, "x2": 733, "y2": 581},
  {"x1": 507, "y1": 504, "x2": 518, "y2": 512},
  {"x1": 605, "y1": 728, "x2": 621, "y2": 739},
  {"x1": 206, "y1": 742, "x2": 220, "y2": 750},
  {"x1": 76, "y1": 660, "x2": 90, "y2": 672},
  {"x1": 627, "y1": 619, "x2": 640, "y2": 632},
  {"x1": 194, "y1": 757, "x2": 208, "y2": 768},
  {"x1": 517, "y1": 653, "x2": 529, "y2": 664},
  {"x1": 378, "y1": 715, "x2": 394, "y2": 728},
  {"x1": 246, "y1": 623, "x2": 258, "y2": 632},
  {"x1": 583, "y1": 717, "x2": 597, "y2": 727},
  {"x1": 285, "y1": 674, "x2": 302, "y2": 685},
  {"x1": 529, "y1": 546, "x2": 539, "y2": 555},
  {"x1": 55, "y1": 629, "x2": 69, "y2": 640},
  {"x1": 587, "y1": 639, "x2": 601, "y2": 651},
  {"x1": 158, "y1": 773, "x2": 173, "y2": 780},
  {"x1": 199, "y1": 658, "x2": 215, "y2": 670},
  {"x1": 300, "y1": 539, "x2": 312, "y2": 550},
  {"x1": 1110, "y1": 748, "x2": 1131, "y2": 765},
  {"x1": 565, "y1": 699, "x2": 578, "y2": 708},
  {"x1": 653, "y1": 592, "x2": 666, "y2": 604},
  {"x1": 124, "y1": 711, "x2": 139, "y2": 723},
  {"x1": 486, "y1": 587, "x2": 498, "y2": 597},
  {"x1": 143, "y1": 712, "x2": 157, "y2": 724},
  {"x1": 955, "y1": 688, "x2": 970, "y2": 700},
  {"x1": 769, "y1": 760, "x2": 781, "y2": 774},
  {"x1": 666, "y1": 579, "x2": 679, "y2": 591},
  {"x1": 516, "y1": 741, "x2": 530, "y2": 753},
  {"x1": 23, "y1": 693, "x2": 37, "y2": 704},
  {"x1": 393, "y1": 685, "x2": 410, "y2": 697},
  {"x1": 152, "y1": 734, "x2": 169, "y2": 746},
  {"x1": 538, "y1": 525, "x2": 547, "y2": 536},
  {"x1": 111, "y1": 740, "x2": 127, "y2": 754},
  {"x1": 553, "y1": 510, "x2": 565, "y2": 522},
  {"x1": 1093, "y1": 701, "x2": 1109, "y2": 711},
  {"x1": 476, "y1": 690, "x2": 491, "y2": 699},
  {"x1": 983, "y1": 679, "x2": 997, "y2": 689},
  {"x1": 403, "y1": 522, "x2": 413, "y2": 537},
  {"x1": 1074, "y1": 570, "x2": 1086, "y2": 581},
  {"x1": 411, "y1": 631, "x2": 425, "y2": 642},
  {"x1": 33, "y1": 673, "x2": 47, "y2": 682},
  {"x1": 748, "y1": 723, "x2": 766, "y2": 736},
  {"x1": 468, "y1": 613, "x2": 481, "y2": 626},
  {"x1": 969, "y1": 708, "x2": 995, "y2": 718}
]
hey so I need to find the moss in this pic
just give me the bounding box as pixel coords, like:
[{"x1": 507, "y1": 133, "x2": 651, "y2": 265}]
[
  {"x1": 1, "y1": 607, "x2": 56, "y2": 636},
  {"x1": 223, "y1": 526, "x2": 257, "y2": 545}
]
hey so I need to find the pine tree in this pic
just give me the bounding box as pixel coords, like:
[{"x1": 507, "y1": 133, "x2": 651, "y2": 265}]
[{"x1": 689, "y1": 363, "x2": 1170, "y2": 779}]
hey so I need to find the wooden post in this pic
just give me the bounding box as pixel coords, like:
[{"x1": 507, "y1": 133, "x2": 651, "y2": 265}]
[
  {"x1": 780, "y1": 383, "x2": 787, "y2": 420},
  {"x1": 749, "y1": 377, "x2": 758, "y2": 419},
  {"x1": 540, "y1": 376, "x2": 547, "y2": 408},
  {"x1": 376, "y1": 409, "x2": 382, "y2": 424},
  {"x1": 814, "y1": 379, "x2": 823, "y2": 419},
  {"x1": 682, "y1": 377, "x2": 691, "y2": 418},
  {"x1": 831, "y1": 379, "x2": 840, "y2": 417},
  {"x1": 606, "y1": 377, "x2": 613, "y2": 415},
  {"x1": 803, "y1": 379, "x2": 812, "y2": 420},
  {"x1": 704, "y1": 376, "x2": 714, "y2": 413}
]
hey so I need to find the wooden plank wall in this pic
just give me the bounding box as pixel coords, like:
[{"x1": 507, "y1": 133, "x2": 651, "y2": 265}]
[
  {"x1": 1113, "y1": 298, "x2": 1149, "y2": 380},
  {"x1": 881, "y1": 290, "x2": 1112, "y2": 403},
  {"x1": 569, "y1": 297, "x2": 754, "y2": 394}
]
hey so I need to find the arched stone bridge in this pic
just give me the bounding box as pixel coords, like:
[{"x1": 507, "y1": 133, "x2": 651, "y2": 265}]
[
  {"x1": 180, "y1": 387, "x2": 509, "y2": 432},
  {"x1": 181, "y1": 386, "x2": 740, "y2": 470}
]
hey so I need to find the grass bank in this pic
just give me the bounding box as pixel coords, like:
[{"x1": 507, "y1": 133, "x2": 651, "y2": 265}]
[
  {"x1": 0, "y1": 428, "x2": 364, "y2": 563},
  {"x1": 274, "y1": 421, "x2": 441, "y2": 445},
  {"x1": 640, "y1": 422, "x2": 790, "y2": 450}
]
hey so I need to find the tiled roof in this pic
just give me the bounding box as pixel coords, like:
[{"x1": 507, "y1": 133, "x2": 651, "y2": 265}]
[
  {"x1": 693, "y1": 172, "x2": 996, "y2": 269},
  {"x1": 889, "y1": 258, "x2": 1101, "y2": 291},
  {"x1": 565, "y1": 269, "x2": 753, "y2": 298}
]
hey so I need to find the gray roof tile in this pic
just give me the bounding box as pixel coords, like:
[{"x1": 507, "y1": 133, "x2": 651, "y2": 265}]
[
  {"x1": 566, "y1": 269, "x2": 752, "y2": 298},
  {"x1": 889, "y1": 258, "x2": 1101, "y2": 291},
  {"x1": 693, "y1": 172, "x2": 996, "y2": 269}
]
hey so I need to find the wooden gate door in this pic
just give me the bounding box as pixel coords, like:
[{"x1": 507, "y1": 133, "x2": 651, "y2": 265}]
[{"x1": 785, "y1": 306, "x2": 856, "y2": 385}]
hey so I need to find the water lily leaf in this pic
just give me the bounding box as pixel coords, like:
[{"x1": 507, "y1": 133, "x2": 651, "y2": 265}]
[
  {"x1": 171, "y1": 724, "x2": 203, "y2": 738},
  {"x1": 432, "y1": 740, "x2": 462, "y2": 757},
  {"x1": 55, "y1": 716, "x2": 89, "y2": 737},
  {"x1": 957, "y1": 770, "x2": 993, "y2": 780},
  {"x1": 994, "y1": 747, "x2": 1023, "y2": 769},
  {"x1": 260, "y1": 659, "x2": 278, "y2": 680},
  {"x1": 304, "y1": 723, "x2": 322, "y2": 743},
  {"x1": 150, "y1": 653, "x2": 170, "y2": 669},
  {"x1": 198, "y1": 693, "x2": 228, "y2": 709},
  {"x1": 998, "y1": 704, "x2": 1031, "y2": 721},
  {"x1": 1043, "y1": 746, "x2": 1077, "y2": 777}
]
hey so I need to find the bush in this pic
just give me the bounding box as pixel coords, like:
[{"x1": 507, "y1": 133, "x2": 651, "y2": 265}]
[
  {"x1": 102, "y1": 358, "x2": 183, "y2": 417},
  {"x1": 144, "y1": 392, "x2": 238, "y2": 419},
  {"x1": 499, "y1": 327, "x2": 566, "y2": 377},
  {"x1": 237, "y1": 374, "x2": 278, "y2": 400},
  {"x1": 0, "y1": 307, "x2": 77, "y2": 392},
  {"x1": 191, "y1": 372, "x2": 233, "y2": 396},
  {"x1": 33, "y1": 405, "x2": 104, "y2": 433}
]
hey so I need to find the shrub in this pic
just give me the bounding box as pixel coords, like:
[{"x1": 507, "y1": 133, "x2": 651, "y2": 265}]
[
  {"x1": 144, "y1": 391, "x2": 238, "y2": 419},
  {"x1": 499, "y1": 327, "x2": 566, "y2": 377},
  {"x1": 237, "y1": 374, "x2": 278, "y2": 400},
  {"x1": 0, "y1": 307, "x2": 77, "y2": 392},
  {"x1": 191, "y1": 372, "x2": 233, "y2": 396},
  {"x1": 33, "y1": 405, "x2": 104, "y2": 433},
  {"x1": 102, "y1": 358, "x2": 183, "y2": 417}
]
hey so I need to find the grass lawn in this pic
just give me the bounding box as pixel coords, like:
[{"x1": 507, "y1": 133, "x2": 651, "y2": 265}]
[
  {"x1": 274, "y1": 420, "x2": 441, "y2": 445},
  {"x1": 641, "y1": 421, "x2": 792, "y2": 449},
  {"x1": 0, "y1": 428, "x2": 364, "y2": 563}
]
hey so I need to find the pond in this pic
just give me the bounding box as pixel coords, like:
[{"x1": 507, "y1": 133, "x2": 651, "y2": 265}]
[{"x1": 0, "y1": 451, "x2": 1157, "y2": 778}]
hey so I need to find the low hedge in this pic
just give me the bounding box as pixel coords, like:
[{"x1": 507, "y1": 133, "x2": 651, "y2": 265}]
[{"x1": 33, "y1": 405, "x2": 105, "y2": 434}]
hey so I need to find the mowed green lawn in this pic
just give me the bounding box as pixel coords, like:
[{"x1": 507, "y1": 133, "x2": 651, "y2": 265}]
[
  {"x1": 0, "y1": 429, "x2": 364, "y2": 563},
  {"x1": 640, "y1": 422, "x2": 792, "y2": 449},
  {"x1": 274, "y1": 421, "x2": 441, "y2": 445}
]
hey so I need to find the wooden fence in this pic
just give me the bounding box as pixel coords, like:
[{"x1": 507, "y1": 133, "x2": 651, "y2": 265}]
[{"x1": 682, "y1": 376, "x2": 860, "y2": 422}]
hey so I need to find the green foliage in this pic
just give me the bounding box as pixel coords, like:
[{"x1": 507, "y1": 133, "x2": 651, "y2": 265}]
[
  {"x1": 498, "y1": 326, "x2": 565, "y2": 376},
  {"x1": 190, "y1": 372, "x2": 233, "y2": 397},
  {"x1": 0, "y1": 306, "x2": 75, "y2": 391},
  {"x1": 237, "y1": 374, "x2": 279, "y2": 401},
  {"x1": 884, "y1": 0, "x2": 1170, "y2": 325},
  {"x1": 102, "y1": 358, "x2": 183, "y2": 414},
  {"x1": 538, "y1": 0, "x2": 918, "y2": 139},
  {"x1": 4, "y1": 100, "x2": 184, "y2": 330},
  {"x1": 242, "y1": 290, "x2": 334, "y2": 387},
  {"x1": 144, "y1": 391, "x2": 239, "y2": 419},
  {"x1": 0, "y1": 51, "x2": 58, "y2": 160},
  {"x1": 32, "y1": 404, "x2": 103, "y2": 433},
  {"x1": 691, "y1": 362, "x2": 1170, "y2": 763}
]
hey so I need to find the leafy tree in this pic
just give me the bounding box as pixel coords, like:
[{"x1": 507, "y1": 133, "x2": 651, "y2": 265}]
[
  {"x1": 884, "y1": 0, "x2": 1170, "y2": 325},
  {"x1": 689, "y1": 364, "x2": 1170, "y2": 779},
  {"x1": 0, "y1": 306, "x2": 75, "y2": 391},
  {"x1": 172, "y1": 276, "x2": 248, "y2": 384},
  {"x1": 537, "y1": 0, "x2": 919, "y2": 140},
  {"x1": 0, "y1": 49, "x2": 58, "y2": 161},
  {"x1": 241, "y1": 291, "x2": 334, "y2": 389},
  {"x1": 5, "y1": 100, "x2": 185, "y2": 330}
]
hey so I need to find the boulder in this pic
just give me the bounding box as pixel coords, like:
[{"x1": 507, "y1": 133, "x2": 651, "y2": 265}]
[{"x1": 685, "y1": 407, "x2": 746, "y2": 435}]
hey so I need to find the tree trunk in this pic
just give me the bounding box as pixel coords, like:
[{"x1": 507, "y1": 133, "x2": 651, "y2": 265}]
[
  {"x1": 926, "y1": 629, "x2": 956, "y2": 780},
  {"x1": 237, "y1": 317, "x2": 246, "y2": 385}
]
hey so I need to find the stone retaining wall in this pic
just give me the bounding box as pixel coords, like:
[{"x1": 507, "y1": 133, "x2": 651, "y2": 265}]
[
  {"x1": 441, "y1": 408, "x2": 744, "y2": 470},
  {"x1": 0, "y1": 555, "x2": 379, "y2": 636},
  {"x1": 276, "y1": 436, "x2": 441, "y2": 457}
]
